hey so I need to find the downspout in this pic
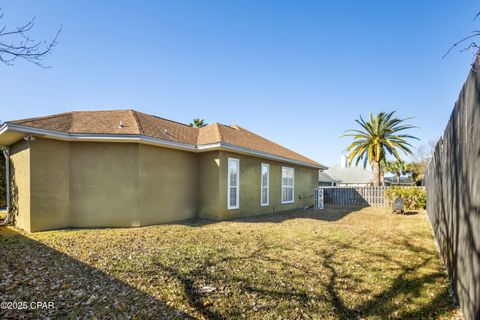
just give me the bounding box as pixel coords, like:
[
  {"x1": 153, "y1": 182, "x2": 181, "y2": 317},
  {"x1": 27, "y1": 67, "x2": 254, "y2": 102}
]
[
  {"x1": 4, "y1": 147, "x2": 10, "y2": 212},
  {"x1": 1, "y1": 147, "x2": 10, "y2": 225}
]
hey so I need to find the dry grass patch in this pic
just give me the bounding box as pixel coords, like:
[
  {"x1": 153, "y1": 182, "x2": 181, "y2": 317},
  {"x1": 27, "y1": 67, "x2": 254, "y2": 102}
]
[{"x1": 0, "y1": 206, "x2": 461, "y2": 319}]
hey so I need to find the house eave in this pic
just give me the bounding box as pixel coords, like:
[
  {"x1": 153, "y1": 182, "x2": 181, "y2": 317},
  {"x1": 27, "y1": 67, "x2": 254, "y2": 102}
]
[
  {"x1": 0, "y1": 123, "x2": 326, "y2": 169},
  {"x1": 198, "y1": 142, "x2": 326, "y2": 169}
]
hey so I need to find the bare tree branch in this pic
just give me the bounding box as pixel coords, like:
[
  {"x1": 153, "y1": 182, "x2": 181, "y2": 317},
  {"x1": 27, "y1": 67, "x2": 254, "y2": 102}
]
[
  {"x1": 442, "y1": 31, "x2": 480, "y2": 59},
  {"x1": 0, "y1": 9, "x2": 61, "y2": 68},
  {"x1": 443, "y1": 11, "x2": 480, "y2": 60}
]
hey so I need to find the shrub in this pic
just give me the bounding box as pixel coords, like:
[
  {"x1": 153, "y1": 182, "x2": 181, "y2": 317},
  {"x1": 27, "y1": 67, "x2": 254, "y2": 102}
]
[{"x1": 384, "y1": 186, "x2": 426, "y2": 210}]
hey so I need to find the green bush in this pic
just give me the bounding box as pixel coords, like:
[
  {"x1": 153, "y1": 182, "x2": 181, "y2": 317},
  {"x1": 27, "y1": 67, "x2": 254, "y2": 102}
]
[{"x1": 384, "y1": 186, "x2": 426, "y2": 210}]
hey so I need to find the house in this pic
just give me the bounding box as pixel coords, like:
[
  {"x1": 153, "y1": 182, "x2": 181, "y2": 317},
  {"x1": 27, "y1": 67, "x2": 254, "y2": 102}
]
[
  {"x1": 318, "y1": 171, "x2": 339, "y2": 186},
  {"x1": 0, "y1": 110, "x2": 326, "y2": 232},
  {"x1": 318, "y1": 155, "x2": 373, "y2": 187}
]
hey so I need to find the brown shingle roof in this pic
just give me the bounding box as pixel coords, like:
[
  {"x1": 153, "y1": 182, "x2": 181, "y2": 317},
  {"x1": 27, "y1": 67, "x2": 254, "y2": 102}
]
[{"x1": 9, "y1": 110, "x2": 322, "y2": 167}]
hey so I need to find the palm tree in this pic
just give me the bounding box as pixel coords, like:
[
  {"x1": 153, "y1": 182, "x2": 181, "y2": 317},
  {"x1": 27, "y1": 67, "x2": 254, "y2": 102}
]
[
  {"x1": 189, "y1": 118, "x2": 207, "y2": 128},
  {"x1": 342, "y1": 112, "x2": 418, "y2": 187},
  {"x1": 385, "y1": 160, "x2": 406, "y2": 184}
]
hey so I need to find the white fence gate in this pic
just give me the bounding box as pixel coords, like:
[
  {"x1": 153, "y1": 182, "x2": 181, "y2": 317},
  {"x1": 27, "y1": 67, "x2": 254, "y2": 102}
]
[{"x1": 314, "y1": 188, "x2": 324, "y2": 209}]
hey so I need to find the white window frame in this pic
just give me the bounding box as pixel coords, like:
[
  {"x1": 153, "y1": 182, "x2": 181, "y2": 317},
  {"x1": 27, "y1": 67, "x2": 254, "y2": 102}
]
[
  {"x1": 260, "y1": 163, "x2": 269, "y2": 206},
  {"x1": 227, "y1": 158, "x2": 240, "y2": 210},
  {"x1": 281, "y1": 166, "x2": 295, "y2": 204}
]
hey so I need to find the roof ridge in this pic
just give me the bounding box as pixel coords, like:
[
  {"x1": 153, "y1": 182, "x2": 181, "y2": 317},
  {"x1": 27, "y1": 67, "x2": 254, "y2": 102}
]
[
  {"x1": 130, "y1": 110, "x2": 144, "y2": 135},
  {"x1": 134, "y1": 110, "x2": 194, "y2": 128},
  {"x1": 215, "y1": 123, "x2": 223, "y2": 142}
]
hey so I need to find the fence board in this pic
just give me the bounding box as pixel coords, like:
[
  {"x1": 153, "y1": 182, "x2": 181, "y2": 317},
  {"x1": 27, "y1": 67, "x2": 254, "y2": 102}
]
[
  {"x1": 319, "y1": 186, "x2": 388, "y2": 207},
  {"x1": 425, "y1": 58, "x2": 480, "y2": 319}
]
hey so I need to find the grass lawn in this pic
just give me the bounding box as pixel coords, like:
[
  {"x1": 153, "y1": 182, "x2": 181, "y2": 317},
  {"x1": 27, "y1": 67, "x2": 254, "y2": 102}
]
[{"x1": 0, "y1": 207, "x2": 461, "y2": 319}]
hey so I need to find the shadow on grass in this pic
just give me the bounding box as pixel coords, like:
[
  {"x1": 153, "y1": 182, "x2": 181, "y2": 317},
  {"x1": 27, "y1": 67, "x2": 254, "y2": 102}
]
[
  {"x1": 316, "y1": 238, "x2": 459, "y2": 319},
  {"x1": 124, "y1": 233, "x2": 459, "y2": 319},
  {"x1": 1, "y1": 216, "x2": 460, "y2": 319},
  {"x1": 0, "y1": 227, "x2": 193, "y2": 319},
  {"x1": 175, "y1": 206, "x2": 363, "y2": 228}
]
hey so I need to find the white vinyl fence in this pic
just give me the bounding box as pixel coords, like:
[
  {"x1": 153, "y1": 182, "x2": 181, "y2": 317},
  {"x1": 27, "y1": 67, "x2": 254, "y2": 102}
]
[
  {"x1": 314, "y1": 188, "x2": 324, "y2": 209},
  {"x1": 319, "y1": 186, "x2": 388, "y2": 207}
]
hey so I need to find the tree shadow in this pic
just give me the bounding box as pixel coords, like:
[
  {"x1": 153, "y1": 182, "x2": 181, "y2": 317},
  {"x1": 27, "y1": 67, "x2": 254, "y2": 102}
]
[
  {"x1": 168, "y1": 207, "x2": 362, "y2": 228},
  {"x1": 126, "y1": 231, "x2": 459, "y2": 319},
  {"x1": 0, "y1": 227, "x2": 193, "y2": 319},
  {"x1": 235, "y1": 207, "x2": 359, "y2": 223},
  {"x1": 313, "y1": 237, "x2": 459, "y2": 319},
  {"x1": 1, "y1": 222, "x2": 460, "y2": 319}
]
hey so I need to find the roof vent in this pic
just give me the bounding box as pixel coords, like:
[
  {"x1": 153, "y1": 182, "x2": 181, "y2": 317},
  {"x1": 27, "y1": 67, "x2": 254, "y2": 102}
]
[
  {"x1": 119, "y1": 121, "x2": 125, "y2": 128},
  {"x1": 164, "y1": 129, "x2": 168, "y2": 135}
]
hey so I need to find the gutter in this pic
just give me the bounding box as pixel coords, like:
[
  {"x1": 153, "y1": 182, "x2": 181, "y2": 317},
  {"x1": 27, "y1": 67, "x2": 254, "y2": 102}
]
[
  {"x1": 197, "y1": 142, "x2": 327, "y2": 169},
  {"x1": 0, "y1": 123, "x2": 327, "y2": 170},
  {"x1": 4, "y1": 147, "x2": 9, "y2": 212}
]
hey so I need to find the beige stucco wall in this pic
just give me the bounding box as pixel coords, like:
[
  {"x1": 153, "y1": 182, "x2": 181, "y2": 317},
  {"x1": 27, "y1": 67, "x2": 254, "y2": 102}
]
[
  {"x1": 139, "y1": 144, "x2": 198, "y2": 225},
  {"x1": 30, "y1": 139, "x2": 70, "y2": 231},
  {"x1": 197, "y1": 151, "x2": 221, "y2": 220},
  {"x1": 18, "y1": 138, "x2": 199, "y2": 231},
  {"x1": 11, "y1": 138, "x2": 318, "y2": 231},
  {"x1": 200, "y1": 151, "x2": 319, "y2": 220},
  {"x1": 69, "y1": 142, "x2": 141, "y2": 228},
  {"x1": 9, "y1": 140, "x2": 31, "y2": 231}
]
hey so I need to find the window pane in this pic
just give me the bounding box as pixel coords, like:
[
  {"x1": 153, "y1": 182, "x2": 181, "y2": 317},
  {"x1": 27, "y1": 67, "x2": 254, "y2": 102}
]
[
  {"x1": 230, "y1": 188, "x2": 237, "y2": 207},
  {"x1": 228, "y1": 159, "x2": 239, "y2": 208},
  {"x1": 230, "y1": 174, "x2": 237, "y2": 187},
  {"x1": 287, "y1": 188, "x2": 293, "y2": 202}
]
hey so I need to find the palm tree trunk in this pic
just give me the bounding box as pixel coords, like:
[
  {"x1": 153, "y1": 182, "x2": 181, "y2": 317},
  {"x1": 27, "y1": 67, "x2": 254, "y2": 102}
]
[
  {"x1": 372, "y1": 160, "x2": 381, "y2": 187},
  {"x1": 396, "y1": 173, "x2": 400, "y2": 184}
]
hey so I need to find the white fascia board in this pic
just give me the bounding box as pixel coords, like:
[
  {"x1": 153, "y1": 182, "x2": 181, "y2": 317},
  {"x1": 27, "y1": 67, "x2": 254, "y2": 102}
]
[
  {"x1": 0, "y1": 124, "x2": 8, "y2": 135},
  {"x1": 2, "y1": 123, "x2": 196, "y2": 151},
  {"x1": 1, "y1": 123, "x2": 326, "y2": 169},
  {"x1": 197, "y1": 142, "x2": 325, "y2": 169}
]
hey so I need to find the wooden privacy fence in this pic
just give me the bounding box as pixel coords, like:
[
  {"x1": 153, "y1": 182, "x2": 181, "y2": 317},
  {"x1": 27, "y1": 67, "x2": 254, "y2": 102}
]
[{"x1": 320, "y1": 186, "x2": 388, "y2": 207}]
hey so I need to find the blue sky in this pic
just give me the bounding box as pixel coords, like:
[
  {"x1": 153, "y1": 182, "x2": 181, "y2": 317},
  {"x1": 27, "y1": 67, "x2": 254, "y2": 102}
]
[{"x1": 0, "y1": 1, "x2": 477, "y2": 166}]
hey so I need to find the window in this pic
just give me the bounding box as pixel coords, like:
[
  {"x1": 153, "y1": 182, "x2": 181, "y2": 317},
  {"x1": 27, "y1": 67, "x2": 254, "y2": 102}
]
[
  {"x1": 260, "y1": 164, "x2": 269, "y2": 206},
  {"x1": 281, "y1": 167, "x2": 295, "y2": 204},
  {"x1": 227, "y1": 158, "x2": 240, "y2": 209}
]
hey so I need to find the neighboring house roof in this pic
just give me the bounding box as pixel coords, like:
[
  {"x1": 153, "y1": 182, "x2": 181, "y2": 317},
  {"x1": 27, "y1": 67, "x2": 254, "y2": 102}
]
[
  {"x1": 320, "y1": 165, "x2": 373, "y2": 184},
  {"x1": 318, "y1": 171, "x2": 339, "y2": 183},
  {"x1": 1, "y1": 110, "x2": 326, "y2": 169}
]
